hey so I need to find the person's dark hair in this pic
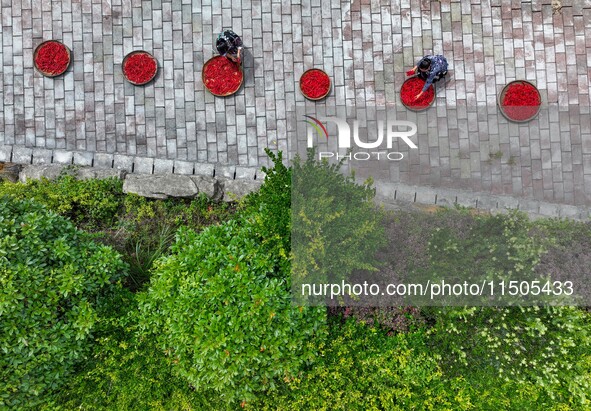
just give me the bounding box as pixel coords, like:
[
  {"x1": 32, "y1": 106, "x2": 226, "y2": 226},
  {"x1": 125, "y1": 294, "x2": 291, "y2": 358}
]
[
  {"x1": 216, "y1": 38, "x2": 230, "y2": 55},
  {"x1": 419, "y1": 58, "x2": 431, "y2": 70}
]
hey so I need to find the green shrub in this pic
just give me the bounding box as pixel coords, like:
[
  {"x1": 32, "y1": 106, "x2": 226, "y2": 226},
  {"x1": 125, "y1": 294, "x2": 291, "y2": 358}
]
[
  {"x1": 239, "y1": 149, "x2": 292, "y2": 276},
  {"x1": 42, "y1": 290, "x2": 226, "y2": 411},
  {"x1": 0, "y1": 197, "x2": 128, "y2": 409},
  {"x1": 427, "y1": 306, "x2": 591, "y2": 408},
  {"x1": 289, "y1": 149, "x2": 386, "y2": 303},
  {"x1": 137, "y1": 220, "x2": 326, "y2": 406},
  {"x1": 252, "y1": 319, "x2": 472, "y2": 411},
  {"x1": 0, "y1": 174, "x2": 123, "y2": 229}
]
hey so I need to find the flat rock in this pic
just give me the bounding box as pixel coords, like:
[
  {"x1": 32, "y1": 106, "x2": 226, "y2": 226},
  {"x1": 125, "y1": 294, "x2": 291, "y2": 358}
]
[
  {"x1": 220, "y1": 179, "x2": 262, "y2": 202},
  {"x1": 123, "y1": 173, "x2": 221, "y2": 200},
  {"x1": 77, "y1": 167, "x2": 127, "y2": 181},
  {"x1": 19, "y1": 165, "x2": 67, "y2": 183}
]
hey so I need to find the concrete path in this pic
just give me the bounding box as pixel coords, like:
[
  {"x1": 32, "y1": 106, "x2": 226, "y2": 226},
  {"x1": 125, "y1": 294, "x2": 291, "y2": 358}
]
[{"x1": 1, "y1": 0, "x2": 591, "y2": 207}]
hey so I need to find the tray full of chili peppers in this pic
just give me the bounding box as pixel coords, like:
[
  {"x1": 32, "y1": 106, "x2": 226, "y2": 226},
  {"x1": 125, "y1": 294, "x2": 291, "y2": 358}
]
[
  {"x1": 400, "y1": 77, "x2": 435, "y2": 111},
  {"x1": 202, "y1": 55, "x2": 243, "y2": 97},
  {"x1": 122, "y1": 51, "x2": 159, "y2": 86},
  {"x1": 34, "y1": 40, "x2": 71, "y2": 77},
  {"x1": 498, "y1": 80, "x2": 541, "y2": 123},
  {"x1": 300, "y1": 69, "x2": 331, "y2": 101}
]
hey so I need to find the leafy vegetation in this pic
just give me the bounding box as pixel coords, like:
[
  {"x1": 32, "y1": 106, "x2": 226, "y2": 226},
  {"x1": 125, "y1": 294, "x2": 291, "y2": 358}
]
[
  {"x1": 1, "y1": 153, "x2": 590, "y2": 410},
  {"x1": 291, "y1": 149, "x2": 386, "y2": 303},
  {"x1": 0, "y1": 198, "x2": 128, "y2": 409},
  {"x1": 137, "y1": 220, "x2": 326, "y2": 404},
  {"x1": 251, "y1": 318, "x2": 472, "y2": 411},
  {"x1": 0, "y1": 173, "x2": 123, "y2": 229}
]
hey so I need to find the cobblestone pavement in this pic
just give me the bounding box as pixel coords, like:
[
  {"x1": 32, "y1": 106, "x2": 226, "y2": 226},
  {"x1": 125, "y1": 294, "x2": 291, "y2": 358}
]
[{"x1": 1, "y1": 0, "x2": 591, "y2": 206}]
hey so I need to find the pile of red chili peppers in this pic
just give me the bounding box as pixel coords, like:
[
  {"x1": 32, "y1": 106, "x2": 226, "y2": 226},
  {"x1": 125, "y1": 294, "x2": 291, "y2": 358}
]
[
  {"x1": 501, "y1": 82, "x2": 541, "y2": 121},
  {"x1": 203, "y1": 56, "x2": 243, "y2": 95},
  {"x1": 300, "y1": 69, "x2": 330, "y2": 99},
  {"x1": 34, "y1": 41, "x2": 70, "y2": 76},
  {"x1": 400, "y1": 77, "x2": 434, "y2": 108},
  {"x1": 123, "y1": 52, "x2": 157, "y2": 85}
]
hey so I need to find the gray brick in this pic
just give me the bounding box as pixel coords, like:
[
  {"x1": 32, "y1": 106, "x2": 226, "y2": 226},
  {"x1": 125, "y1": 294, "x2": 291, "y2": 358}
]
[
  {"x1": 194, "y1": 162, "x2": 215, "y2": 177},
  {"x1": 0, "y1": 146, "x2": 13, "y2": 162},
  {"x1": 215, "y1": 164, "x2": 236, "y2": 179},
  {"x1": 73, "y1": 151, "x2": 94, "y2": 166},
  {"x1": 12, "y1": 146, "x2": 33, "y2": 164},
  {"x1": 94, "y1": 153, "x2": 114, "y2": 168},
  {"x1": 538, "y1": 202, "x2": 561, "y2": 218},
  {"x1": 52, "y1": 149, "x2": 74, "y2": 165},
  {"x1": 113, "y1": 154, "x2": 134, "y2": 171},
  {"x1": 174, "y1": 160, "x2": 195, "y2": 175},
  {"x1": 31, "y1": 148, "x2": 54, "y2": 165},
  {"x1": 134, "y1": 156, "x2": 155, "y2": 174},
  {"x1": 235, "y1": 166, "x2": 257, "y2": 180},
  {"x1": 154, "y1": 158, "x2": 175, "y2": 174}
]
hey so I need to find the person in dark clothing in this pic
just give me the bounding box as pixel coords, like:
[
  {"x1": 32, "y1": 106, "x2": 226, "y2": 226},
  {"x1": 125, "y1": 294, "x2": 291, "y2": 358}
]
[
  {"x1": 406, "y1": 55, "x2": 448, "y2": 99},
  {"x1": 216, "y1": 29, "x2": 243, "y2": 64}
]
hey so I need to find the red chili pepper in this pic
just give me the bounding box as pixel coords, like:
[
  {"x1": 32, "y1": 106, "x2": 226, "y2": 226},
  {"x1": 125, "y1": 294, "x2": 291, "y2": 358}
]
[
  {"x1": 300, "y1": 69, "x2": 330, "y2": 99},
  {"x1": 35, "y1": 41, "x2": 70, "y2": 76},
  {"x1": 203, "y1": 56, "x2": 243, "y2": 95},
  {"x1": 400, "y1": 77, "x2": 434, "y2": 108},
  {"x1": 123, "y1": 52, "x2": 157, "y2": 85},
  {"x1": 501, "y1": 82, "x2": 540, "y2": 121}
]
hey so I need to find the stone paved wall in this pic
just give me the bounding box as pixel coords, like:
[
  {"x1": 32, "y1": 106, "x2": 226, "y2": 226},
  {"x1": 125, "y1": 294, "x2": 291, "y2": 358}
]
[{"x1": 1, "y1": 0, "x2": 591, "y2": 205}]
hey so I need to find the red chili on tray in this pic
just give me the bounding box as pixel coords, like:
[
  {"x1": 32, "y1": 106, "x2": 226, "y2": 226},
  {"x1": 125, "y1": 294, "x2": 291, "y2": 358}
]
[
  {"x1": 300, "y1": 69, "x2": 331, "y2": 100},
  {"x1": 203, "y1": 56, "x2": 243, "y2": 96},
  {"x1": 123, "y1": 52, "x2": 158, "y2": 85},
  {"x1": 500, "y1": 82, "x2": 541, "y2": 121},
  {"x1": 400, "y1": 77, "x2": 435, "y2": 109},
  {"x1": 34, "y1": 41, "x2": 70, "y2": 76}
]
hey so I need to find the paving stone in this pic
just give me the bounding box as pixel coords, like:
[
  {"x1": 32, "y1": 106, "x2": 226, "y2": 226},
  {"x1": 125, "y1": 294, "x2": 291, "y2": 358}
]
[
  {"x1": 235, "y1": 165, "x2": 257, "y2": 180},
  {"x1": 12, "y1": 146, "x2": 33, "y2": 164},
  {"x1": 134, "y1": 156, "x2": 155, "y2": 174},
  {"x1": 113, "y1": 154, "x2": 134, "y2": 171},
  {"x1": 73, "y1": 151, "x2": 94, "y2": 166},
  {"x1": 31, "y1": 148, "x2": 54, "y2": 165},
  {"x1": 52, "y1": 149, "x2": 74, "y2": 165},
  {"x1": 194, "y1": 162, "x2": 215, "y2": 177},
  {"x1": 414, "y1": 187, "x2": 438, "y2": 204},
  {"x1": 153, "y1": 158, "x2": 174, "y2": 174},
  {"x1": 173, "y1": 160, "x2": 195, "y2": 175},
  {"x1": 215, "y1": 164, "x2": 236, "y2": 179},
  {"x1": 0, "y1": 146, "x2": 13, "y2": 163},
  {"x1": 94, "y1": 153, "x2": 114, "y2": 168}
]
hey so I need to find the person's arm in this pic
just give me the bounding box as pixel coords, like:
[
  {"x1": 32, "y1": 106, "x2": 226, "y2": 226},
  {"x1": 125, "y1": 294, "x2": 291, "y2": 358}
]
[
  {"x1": 406, "y1": 66, "x2": 417, "y2": 76},
  {"x1": 421, "y1": 70, "x2": 437, "y2": 93}
]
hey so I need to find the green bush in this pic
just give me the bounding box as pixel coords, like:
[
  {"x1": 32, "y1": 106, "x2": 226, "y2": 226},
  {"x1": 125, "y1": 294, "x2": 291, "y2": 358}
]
[
  {"x1": 289, "y1": 149, "x2": 386, "y2": 303},
  {"x1": 42, "y1": 290, "x2": 225, "y2": 411},
  {"x1": 428, "y1": 306, "x2": 591, "y2": 408},
  {"x1": 252, "y1": 319, "x2": 472, "y2": 411},
  {"x1": 0, "y1": 174, "x2": 123, "y2": 229},
  {"x1": 0, "y1": 197, "x2": 128, "y2": 409},
  {"x1": 241, "y1": 149, "x2": 291, "y2": 245},
  {"x1": 137, "y1": 219, "x2": 326, "y2": 405}
]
